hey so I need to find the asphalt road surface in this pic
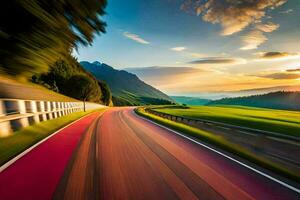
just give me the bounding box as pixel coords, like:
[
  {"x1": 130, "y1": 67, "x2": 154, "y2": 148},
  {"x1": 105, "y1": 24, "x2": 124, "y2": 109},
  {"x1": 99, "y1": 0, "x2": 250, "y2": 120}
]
[{"x1": 0, "y1": 107, "x2": 299, "y2": 200}]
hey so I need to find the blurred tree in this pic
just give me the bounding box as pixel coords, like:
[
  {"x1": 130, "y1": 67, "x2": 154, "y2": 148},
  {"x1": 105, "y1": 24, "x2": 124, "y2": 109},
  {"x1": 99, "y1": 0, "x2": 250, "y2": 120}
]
[
  {"x1": 98, "y1": 80, "x2": 112, "y2": 106},
  {"x1": 64, "y1": 74, "x2": 98, "y2": 111},
  {"x1": 0, "y1": 0, "x2": 106, "y2": 78}
]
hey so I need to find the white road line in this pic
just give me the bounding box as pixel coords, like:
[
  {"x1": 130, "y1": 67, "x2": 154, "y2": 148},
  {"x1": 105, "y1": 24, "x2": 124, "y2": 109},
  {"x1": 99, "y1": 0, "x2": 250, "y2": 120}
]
[
  {"x1": 238, "y1": 130, "x2": 256, "y2": 136},
  {"x1": 215, "y1": 125, "x2": 231, "y2": 130},
  {"x1": 134, "y1": 112, "x2": 300, "y2": 194},
  {"x1": 0, "y1": 112, "x2": 96, "y2": 173}
]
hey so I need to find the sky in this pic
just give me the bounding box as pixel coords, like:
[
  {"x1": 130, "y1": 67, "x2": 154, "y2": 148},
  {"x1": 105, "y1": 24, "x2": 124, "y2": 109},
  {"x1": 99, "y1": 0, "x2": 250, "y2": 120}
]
[{"x1": 76, "y1": 0, "x2": 300, "y2": 97}]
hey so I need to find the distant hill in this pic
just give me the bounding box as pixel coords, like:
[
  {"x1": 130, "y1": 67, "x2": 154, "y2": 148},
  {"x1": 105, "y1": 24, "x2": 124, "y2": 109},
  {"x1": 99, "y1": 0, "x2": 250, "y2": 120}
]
[
  {"x1": 207, "y1": 91, "x2": 300, "y2": 111},
  {"x1": 171, "y1": 96, "x2": 210, "y2": 105},
  {"x1": 80, "y1": 61, "x2": 174, "y2": 106}
]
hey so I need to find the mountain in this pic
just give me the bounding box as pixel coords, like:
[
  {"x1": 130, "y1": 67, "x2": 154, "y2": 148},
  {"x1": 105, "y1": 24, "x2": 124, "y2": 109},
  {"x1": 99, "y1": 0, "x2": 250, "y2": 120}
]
[
  {"x1": 171, "y1": 96, "x2": 210, "y2": 105},
  {"x1": 80, "y1": 61, "x2": 174, "y2": 106},
  {"x1": 207, "y1": 91, "x2": 300, "y2": 111}
]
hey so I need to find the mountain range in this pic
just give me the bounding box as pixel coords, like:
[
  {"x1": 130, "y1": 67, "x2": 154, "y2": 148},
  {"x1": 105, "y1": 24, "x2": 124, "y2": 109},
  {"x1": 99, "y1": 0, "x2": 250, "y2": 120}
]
[{"x1": 80, "y1": 61, "x2": 174, "y2": 106}]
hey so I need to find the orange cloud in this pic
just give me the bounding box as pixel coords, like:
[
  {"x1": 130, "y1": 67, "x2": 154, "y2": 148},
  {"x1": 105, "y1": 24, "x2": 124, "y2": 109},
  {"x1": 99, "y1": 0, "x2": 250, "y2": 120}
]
[
  {"x1": 189, "y1": 57, "x2": 246, "y2": 65},
  {"x1": 256, "y1": 51, "x2": 300, "y2": 60},
  {"x1": 240, "y1": 30, "x2": 267, "y2": 50},
  {"x1": 181, "y1": 0, "x2": 287, "y2": 35},
  {"x1": 256, "y1": 22, "x2": 279, "y2": 33}
]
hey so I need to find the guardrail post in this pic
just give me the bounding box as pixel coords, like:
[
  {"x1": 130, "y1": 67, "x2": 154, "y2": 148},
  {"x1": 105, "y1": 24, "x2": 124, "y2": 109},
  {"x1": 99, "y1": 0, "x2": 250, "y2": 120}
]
[
  {"x1": 17, "y1": 100, "x2": 26, "y2": 114},
  {"x1": 46, "y1": 101, "x2": 52, "y2": 120},
  {"x1": 61, "y1": 102, "x2": 66, "y2": 116},
  {"x1": 17, "y1": 100, "x2": 29, "y2": 129},
  {"x1": 67, "y1": 102, "x2": 71, "y2": 114},
  {"x1": 0, "y1": 100, "x2": 6, "y2": 117},
  {"x1": 40, "y1": 101, "x2": 47, "y2": 121},
  {"x1": 65, "y1": 102, "x2": 69, "y2": 115},
  {"x1": 30, "y1": 100, "x2": 40, "y2": 124},
  {"x1": 56, "y1": 102, "x2": 62, "y2": 117},
  {"x1": 0, "y1": 121, "x2": 12, "y2": 137},
  {"x1": 52, "y1": 102, "x2": 57, "y2": 118},
  {"x1": 29, "y1": 101, "x2": 38, "y2": 113}
]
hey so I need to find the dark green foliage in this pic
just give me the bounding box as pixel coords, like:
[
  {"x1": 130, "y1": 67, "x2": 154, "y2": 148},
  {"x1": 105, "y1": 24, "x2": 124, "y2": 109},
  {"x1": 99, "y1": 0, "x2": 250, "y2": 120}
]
[
  {"x1": 112, "y1": 96, "x2": 135, "y2": 106},
  {"x1": 0, "y1": 0, "x2": 107, "y2": 77},
  {"x1": 32, "y1": 56, "x2": 112, "y2": 104},
  {"x1": 98, "y1": 80, "x2": 112, "y2": 106},
  {"x1": 64, "y1": 74, "x2": 99, "y2": 111},
  {"x1": 80, "y1": 61, "x2": 174, "y2": 106},
  {"x1": 207, "y1": 91, "x2": 300, "y2": 111},
  {"x1": 64, "y1": 75, "x2": 97, "y2": 100}
]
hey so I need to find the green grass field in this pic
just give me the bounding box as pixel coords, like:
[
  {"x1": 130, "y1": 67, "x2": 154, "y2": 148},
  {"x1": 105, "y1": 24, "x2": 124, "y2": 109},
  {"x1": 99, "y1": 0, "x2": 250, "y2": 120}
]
[
  {"x1": 152, "y1": 105, "x2": 300, "y2": 137},
  {"x1": 0, "y1": 109, "x2": 106, "y2": 166}
]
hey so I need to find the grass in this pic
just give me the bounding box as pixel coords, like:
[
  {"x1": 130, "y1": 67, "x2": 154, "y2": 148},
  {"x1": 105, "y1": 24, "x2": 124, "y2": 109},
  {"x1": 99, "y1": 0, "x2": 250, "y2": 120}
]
[
  {"x1": 0, "y1": 109, "x2": 105, "y2": 166},
  {"x1": 152, "y1": 105, "x2": 300, "y2": 137},
  {"x1": 135, "y1": 107, "x2": 300, "y2": 183},
  {"x1": 0, "y1": 74, "x2": 79, "y2": 102}
]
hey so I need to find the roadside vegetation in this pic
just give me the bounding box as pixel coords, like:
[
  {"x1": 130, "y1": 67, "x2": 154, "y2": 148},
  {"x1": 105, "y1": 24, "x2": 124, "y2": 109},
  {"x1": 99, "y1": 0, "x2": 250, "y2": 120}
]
[
  {"x1": 32, "y1": 57, "x2": 112, "y2": 106},
  {"x1": 152, "y1": 105, "x2": 300, "y2": 137},
  {"x1": 0, "y1": 109, "x2": 106, "y2": 166},
  {"x1": 1, "y1": 1, "x2": 112, "y2": 106},
  {"x1": 1, "y1": 0, "x2": 107, "y2": 78},
  {"x1": 135, "y1": 107, "x2": 300, "y2": 182}
]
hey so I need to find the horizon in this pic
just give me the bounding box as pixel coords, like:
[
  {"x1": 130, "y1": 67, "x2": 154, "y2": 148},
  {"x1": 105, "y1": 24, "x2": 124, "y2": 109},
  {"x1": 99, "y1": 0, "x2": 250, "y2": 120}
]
[{"x1": 75, "y1": 0, "x2": 300, "y2": 97}]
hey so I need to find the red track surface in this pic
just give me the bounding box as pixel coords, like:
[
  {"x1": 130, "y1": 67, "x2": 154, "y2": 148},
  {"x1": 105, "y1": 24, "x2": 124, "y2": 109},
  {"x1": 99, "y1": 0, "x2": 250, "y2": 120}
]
[
  {"x1": 0, "y1": 107, "x2": 299, "y2": 199},
  {"x1": 96, "y1": 107, "x2": 299, "y2": 200},
  {"x1": 0, "y1": 112, "x2": 100, "y2": 200}
]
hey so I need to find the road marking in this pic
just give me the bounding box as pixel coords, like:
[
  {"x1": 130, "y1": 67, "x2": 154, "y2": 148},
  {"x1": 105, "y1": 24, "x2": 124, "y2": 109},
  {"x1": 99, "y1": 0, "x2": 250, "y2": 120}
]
[
  {"x1": 0, "y1": 112, "x2": 98, "y2": 173},
  {"x1": 238, "y1": 130, "x2": 256, "y2": 136},
  {"x1": 134, "y1": 112, "x2": 300, "y2": 194},
  {"x1": 215, "y1": 125, "x2": 231, "y2": 130}
]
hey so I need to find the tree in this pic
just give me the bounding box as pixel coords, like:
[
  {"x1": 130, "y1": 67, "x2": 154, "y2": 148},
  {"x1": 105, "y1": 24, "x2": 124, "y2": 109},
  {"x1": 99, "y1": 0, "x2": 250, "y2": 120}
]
[
  {"x1": 0, "y1": 0, "x2": 107, "y2": 78},
  {"x1": 64, "y1": 75, "x2": 98, "y2": 111},
  {"x1": 98, "y1": 80, "x2": 112, "y2": 106}
]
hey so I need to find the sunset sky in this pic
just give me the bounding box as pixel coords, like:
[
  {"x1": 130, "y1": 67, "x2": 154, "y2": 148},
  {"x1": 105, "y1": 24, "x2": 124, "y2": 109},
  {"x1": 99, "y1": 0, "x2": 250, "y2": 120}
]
[{"x1": 76, "y1": 0, "x2": 300, "y2": 97}]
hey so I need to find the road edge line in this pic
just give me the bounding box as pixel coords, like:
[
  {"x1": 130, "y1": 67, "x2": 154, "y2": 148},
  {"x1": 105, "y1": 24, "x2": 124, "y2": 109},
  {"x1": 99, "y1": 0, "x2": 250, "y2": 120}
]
[
  {"x1": 134, "y1": 111, "x2": 300, "y2": 194},
  {"x1": 0, "y1": 111, "x2": 98, "y2": 173}
]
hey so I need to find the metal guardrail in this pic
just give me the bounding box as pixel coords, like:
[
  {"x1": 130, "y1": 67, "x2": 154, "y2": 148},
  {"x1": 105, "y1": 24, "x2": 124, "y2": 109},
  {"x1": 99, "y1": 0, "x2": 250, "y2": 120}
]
[
  {"x1": 0, "y1": 98, "x2": 105, "y2": 137},
  {"x1": 146, "y1": 108, "x2": 300, "y2": 142}
]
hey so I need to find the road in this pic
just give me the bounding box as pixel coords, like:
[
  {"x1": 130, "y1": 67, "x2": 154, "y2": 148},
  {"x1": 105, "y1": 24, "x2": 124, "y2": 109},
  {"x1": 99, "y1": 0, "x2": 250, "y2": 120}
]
[{"x1": 0, "y1": 107, "x2": 299, "y2": 199}]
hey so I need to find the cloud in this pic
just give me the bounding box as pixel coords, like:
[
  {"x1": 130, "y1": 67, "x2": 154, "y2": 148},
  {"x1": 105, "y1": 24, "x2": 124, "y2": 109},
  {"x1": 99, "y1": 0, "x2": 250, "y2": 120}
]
[
  {"x1": 126, "y1": 66, "x2": 201, "y2": 78},
  {"x1": 125, "y1": 66, "x2": 207, "y2": 86},
  {"x1": 258, "y1": 73, "x2": 300, "y2": 80},
  {"x1": 189, "y1": 57, "x2": 246, "y2": 65},
  {"x1": 181, "y1": 0, "x2": 287, "y2": 35},
  {"x1": 256, "y1": 22, "x2": 279, "y2": 33},
  {"x1": 240, "y1": 30, "x2": 267, "y2": 50},
  {"x1": 123, "y1": 32, "x2": 150, "y2": 44},
  {"x1": 279, "y1": 9, "x2": 293, "y2": 14},
  {"x1": 190, "y1": 52, "x2": 208, "y2": 58},
  {"x1": 286, "y1": 68, "x2": 300, "y2": 72},
  {"x1": 257, "y1": 51, "x2": 300, "y2": 60},
  {"x1": 170, "y1": 47, "x2": 186, "y2": 52}
]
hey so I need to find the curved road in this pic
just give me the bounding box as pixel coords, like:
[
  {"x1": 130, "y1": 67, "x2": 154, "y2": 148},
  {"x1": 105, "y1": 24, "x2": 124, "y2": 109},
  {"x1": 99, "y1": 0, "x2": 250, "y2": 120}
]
[
  {"x1": 56, "y1": 107, "x2": 300, "y2": 200},
  {"x1": 0, "y1": 107, "x2": 299, "y2": 199}
]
